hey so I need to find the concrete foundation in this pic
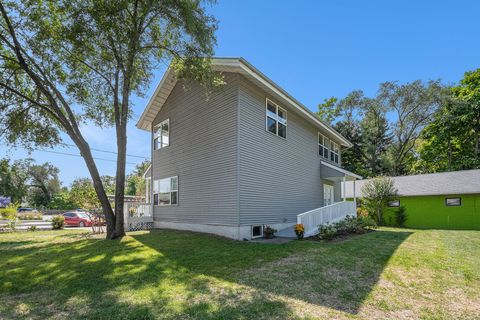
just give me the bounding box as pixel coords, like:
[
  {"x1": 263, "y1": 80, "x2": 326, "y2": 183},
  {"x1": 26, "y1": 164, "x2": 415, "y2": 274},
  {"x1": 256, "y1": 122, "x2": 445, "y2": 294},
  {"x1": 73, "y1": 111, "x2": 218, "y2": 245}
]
[{"x1": 154, "y1": 221, "x2": 295, "y2": 240}]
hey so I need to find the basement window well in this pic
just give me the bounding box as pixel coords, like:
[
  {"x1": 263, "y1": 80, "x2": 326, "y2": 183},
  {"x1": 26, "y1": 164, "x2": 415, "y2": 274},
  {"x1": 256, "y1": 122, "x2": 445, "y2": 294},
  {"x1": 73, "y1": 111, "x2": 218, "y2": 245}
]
[{"x1": 252, "y1": 225, "x2": 263, "y2": 238}]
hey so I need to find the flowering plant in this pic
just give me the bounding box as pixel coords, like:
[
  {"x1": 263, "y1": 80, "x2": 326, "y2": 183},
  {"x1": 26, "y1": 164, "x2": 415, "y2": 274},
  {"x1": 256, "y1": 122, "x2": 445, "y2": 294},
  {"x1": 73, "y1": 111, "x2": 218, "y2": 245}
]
[{"x1": 294, "y1": 223, "x2": 304, "y2": 239}]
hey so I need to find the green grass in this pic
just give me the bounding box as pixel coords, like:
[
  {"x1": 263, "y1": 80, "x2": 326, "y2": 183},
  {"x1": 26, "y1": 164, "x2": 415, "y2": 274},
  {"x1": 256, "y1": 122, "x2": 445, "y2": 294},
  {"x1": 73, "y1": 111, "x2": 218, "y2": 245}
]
[{"x1": 0, "y1": 228, "x2": 479, "y2": 319}]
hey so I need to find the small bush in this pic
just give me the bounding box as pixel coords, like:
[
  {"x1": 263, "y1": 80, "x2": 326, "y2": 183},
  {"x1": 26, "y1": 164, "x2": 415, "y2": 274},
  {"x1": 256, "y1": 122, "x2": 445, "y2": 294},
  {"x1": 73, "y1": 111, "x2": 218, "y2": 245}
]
[
  {"x1": 263, "y1": 225, "x2": 277, "y2": 239},
  {"x1": 4, "y1": 219, "x2": 18, "y2": 232},
  {"x1": 27, "y1": 225, "x2": 38, "y2": 232},
  {"x1": 51, "y1": 215, "x2": 65, "y2": 230},
  {"x1": 318, "y1": 222, "x2": 338, "y2": 240},
  {"x1": 294, "y1": 223, "x2": 305, "y2": 240},
  {"x1": 395, "y1": 206, "x2": 407, "y2": 227},
  {"x1": 18, "y1": 212, "x2": 43, "y2": 220},
  {"x1": 0, "y1": 205, "x2": 17, "y2": 220},
  {"x1": 356, "y1": 207, "x2": 369, "y2": 218},
  {"x1": 357, "y1": 215, "x2": 377, "y2": 229},
  {"x1": 318, "y1": 214, "x2": 377, "y2": 241}
]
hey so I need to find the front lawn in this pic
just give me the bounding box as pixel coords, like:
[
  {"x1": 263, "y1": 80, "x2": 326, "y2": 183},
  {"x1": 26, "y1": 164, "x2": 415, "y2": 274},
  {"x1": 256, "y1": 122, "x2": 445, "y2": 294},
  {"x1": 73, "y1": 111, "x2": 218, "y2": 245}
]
[{"x1": 0, "y1": 228, "x2": 479, "y2": 319}]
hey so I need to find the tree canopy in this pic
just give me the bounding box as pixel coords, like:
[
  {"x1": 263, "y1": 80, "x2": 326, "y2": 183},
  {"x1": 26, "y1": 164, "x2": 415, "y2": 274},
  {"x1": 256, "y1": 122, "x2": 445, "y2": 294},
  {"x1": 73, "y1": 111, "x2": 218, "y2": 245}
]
[{"x1": 0, "y1": 0, "x2": 220, "y2": 238}]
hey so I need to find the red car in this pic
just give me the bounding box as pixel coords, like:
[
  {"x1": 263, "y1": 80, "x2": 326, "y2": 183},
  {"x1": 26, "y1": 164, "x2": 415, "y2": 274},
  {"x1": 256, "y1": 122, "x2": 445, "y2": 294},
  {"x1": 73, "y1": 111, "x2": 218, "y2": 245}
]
[{"x1": 62, "y1": 211, "x2": 93, "y2": 227}]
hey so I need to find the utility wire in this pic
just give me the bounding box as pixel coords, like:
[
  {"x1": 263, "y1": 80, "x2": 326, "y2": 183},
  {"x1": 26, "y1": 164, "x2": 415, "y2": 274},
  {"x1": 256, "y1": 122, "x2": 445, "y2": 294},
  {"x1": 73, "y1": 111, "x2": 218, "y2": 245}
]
[
  {"x1": 31, "y1": 149, "x2": 139, "y2": 165},
  {"x1": 58, "y1": 142, "x2": 147, "y2": 159}
]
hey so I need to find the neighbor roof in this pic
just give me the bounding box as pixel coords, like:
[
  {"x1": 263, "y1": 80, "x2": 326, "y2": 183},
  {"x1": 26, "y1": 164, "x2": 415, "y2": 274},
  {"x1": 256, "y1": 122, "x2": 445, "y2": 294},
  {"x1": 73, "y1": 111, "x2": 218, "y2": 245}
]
[
  {"x1": 344, "y1": 169, "x2": 480, "y2": 198},
  {"x1": 136, "y1": 57, "x2": 352, "y2": 147}
]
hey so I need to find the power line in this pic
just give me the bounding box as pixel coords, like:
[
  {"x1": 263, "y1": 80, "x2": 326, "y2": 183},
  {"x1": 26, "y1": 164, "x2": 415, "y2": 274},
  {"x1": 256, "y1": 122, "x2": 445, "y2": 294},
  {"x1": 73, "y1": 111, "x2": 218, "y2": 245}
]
[
  {"x1": 32, "y1": 149, "x2": 139, "y2": 165},
  {"x1": 59, "y1": 143, "x2": 147, "y2": 159}
]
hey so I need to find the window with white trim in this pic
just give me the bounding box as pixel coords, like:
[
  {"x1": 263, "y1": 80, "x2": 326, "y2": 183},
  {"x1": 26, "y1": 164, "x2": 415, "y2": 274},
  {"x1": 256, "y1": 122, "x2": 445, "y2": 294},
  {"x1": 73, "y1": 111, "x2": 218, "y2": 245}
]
[
  {"x1": 318, "y1": 133, "x2": 329, "y2": 158},
  {"x1": 252, "y1": 225, "x2": 263, "y2": 238},
  {"x1": 154, "y1": 119, "x2": 169, "y2": 150},
  {"x1": 387, "y1": 200, "x2": 400, "y2": 207},
  {"x1": 445, "y1": 197, "x2": 461, "y2": 206},
  {"x1": 330, "y1": 141, "x2": 339, "y2": 164},
  {"x1": 153, "y1": 176, "x2": 178, "y2": 206},
  {"x1": 266, "y1": 99, "x2": 287, "y2": 138}
]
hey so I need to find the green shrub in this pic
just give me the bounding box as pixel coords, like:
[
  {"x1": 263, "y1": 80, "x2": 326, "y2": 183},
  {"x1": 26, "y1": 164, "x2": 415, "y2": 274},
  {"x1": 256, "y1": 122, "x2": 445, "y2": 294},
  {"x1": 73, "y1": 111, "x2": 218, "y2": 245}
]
[
  {"x1": 0, "y1": 205, "x2": 17, "y2": 220},
  {"x1": 356, "y1": 207, "x2": 369, "y2": 218},
  {"x1": 27, "y1": 225, "x2": 38, "y2": 232},
  {"x1": 357, "y1": 215, "x2": 377, "y2": 229},
  {"x1": 318, "y1": 214, "x2": 377, "y2": 240},
  {"x1": 395, "y1": 206, "x2": 407, "y2": 227},
  {"x1": 318, "y1": 222, "x2": 338, "y2": 240},
  {"x1": 4, "y1": 219, "x2": 18, "y2": 231},
  {"x1": 18, "y1": 212, "x2": 43, "y2": 220},
  {"x1": 51, "y1": 215, "x2": 65, "y2": 230}
]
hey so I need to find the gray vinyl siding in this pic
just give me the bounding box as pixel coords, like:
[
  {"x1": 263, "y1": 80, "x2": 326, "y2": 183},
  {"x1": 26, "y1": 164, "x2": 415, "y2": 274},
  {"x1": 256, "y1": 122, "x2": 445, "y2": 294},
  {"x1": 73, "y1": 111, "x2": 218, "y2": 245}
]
[
  {"x1": 151, "y1": 73, "x2": 240, "y2": 226},
  {"x1": 238, "y1": 76, "x2": 340, "y2": 225}
]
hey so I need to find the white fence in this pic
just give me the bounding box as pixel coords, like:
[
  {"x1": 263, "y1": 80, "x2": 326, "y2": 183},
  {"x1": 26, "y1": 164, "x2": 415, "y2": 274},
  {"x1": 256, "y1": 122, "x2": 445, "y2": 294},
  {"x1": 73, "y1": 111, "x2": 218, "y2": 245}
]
[
  {"x1": 297, "y1": 201, "x2": 356, "y2": 237},
  {"x1": 123, "y1": 202, "x2": 153, "y2": 231}
]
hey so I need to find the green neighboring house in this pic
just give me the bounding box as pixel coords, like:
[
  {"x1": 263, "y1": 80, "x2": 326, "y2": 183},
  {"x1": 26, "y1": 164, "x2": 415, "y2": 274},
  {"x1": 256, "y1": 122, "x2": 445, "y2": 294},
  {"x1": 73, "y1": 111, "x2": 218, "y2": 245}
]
[{"x1": 344, "y1": 170, "x2": 480, "y2": 230}]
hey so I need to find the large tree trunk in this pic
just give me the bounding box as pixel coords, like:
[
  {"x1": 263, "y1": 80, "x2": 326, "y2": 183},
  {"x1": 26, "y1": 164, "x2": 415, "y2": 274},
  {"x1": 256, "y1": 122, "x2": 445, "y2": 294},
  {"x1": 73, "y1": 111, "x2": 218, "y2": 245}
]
[
  {"x1": 75, "y1": 137, "x2": 117, "y2": 239},
  {"x1": 113, "y1": 121, "x2": 126, "y2": 238}
]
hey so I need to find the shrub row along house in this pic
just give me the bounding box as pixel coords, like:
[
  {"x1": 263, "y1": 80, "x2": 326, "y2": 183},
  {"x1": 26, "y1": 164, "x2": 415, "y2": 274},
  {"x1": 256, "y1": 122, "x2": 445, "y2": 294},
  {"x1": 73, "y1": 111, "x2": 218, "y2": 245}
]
[
  {"x1": 137, "y1": 58, "x2": 361, "y2": 240},
  {"x1": 344, "y1": 170, "x2": 480, "y2": 230}
]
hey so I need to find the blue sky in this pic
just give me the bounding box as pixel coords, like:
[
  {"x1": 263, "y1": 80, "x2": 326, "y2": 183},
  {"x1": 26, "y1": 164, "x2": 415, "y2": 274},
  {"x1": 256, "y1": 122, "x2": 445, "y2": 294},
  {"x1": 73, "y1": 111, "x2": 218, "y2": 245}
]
[{"x1": 1, "y1": 0, "x2": 479, "y2": 186}]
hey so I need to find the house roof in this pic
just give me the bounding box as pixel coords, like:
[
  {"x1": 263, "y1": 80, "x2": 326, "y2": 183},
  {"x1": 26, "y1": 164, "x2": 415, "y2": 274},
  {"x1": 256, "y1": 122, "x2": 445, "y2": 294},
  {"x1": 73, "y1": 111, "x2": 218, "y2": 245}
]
[
  {"x1": 343, "y1": 169, "x2": 480, "y2": 198},
  {"x1": 136, "y1": 57, "x2": 352, "y2": 147}
]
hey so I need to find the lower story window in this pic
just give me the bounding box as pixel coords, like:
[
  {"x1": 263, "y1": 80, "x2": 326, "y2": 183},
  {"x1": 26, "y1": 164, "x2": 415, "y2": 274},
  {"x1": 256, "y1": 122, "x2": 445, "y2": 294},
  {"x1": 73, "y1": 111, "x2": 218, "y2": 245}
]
[
  {"x1": 445, "y1": 197, "x2": 461, "y2": 206},
  {"x1": 387, "y1": 200, "x2": 400, "y2": 207},
  {"x1": 153, "y1": 176, "x2": 178, "y2": 206},
  {"x1": 252, "y1": 225, "x2": 263, "y2": 238}
]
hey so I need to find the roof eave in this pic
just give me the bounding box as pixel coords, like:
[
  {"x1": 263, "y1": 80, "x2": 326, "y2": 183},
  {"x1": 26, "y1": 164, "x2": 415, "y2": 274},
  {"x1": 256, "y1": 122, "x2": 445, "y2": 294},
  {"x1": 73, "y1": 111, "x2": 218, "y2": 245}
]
[{"x1": 136, "y1": 57, "x2": 353, "y2": 147}]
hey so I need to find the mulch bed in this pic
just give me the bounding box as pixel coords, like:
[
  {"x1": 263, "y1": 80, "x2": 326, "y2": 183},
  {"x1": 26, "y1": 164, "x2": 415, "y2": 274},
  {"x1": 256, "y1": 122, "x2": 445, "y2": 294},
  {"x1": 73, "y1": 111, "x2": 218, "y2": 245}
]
[{"x1": 306, "y1": 229, "x2": 375, "y2": 243}]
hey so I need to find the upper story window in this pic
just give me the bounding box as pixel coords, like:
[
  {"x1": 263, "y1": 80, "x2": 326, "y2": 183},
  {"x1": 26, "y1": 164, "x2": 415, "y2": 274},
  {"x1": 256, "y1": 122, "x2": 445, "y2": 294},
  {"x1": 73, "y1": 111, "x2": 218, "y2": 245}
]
[
  {"x1": 154, "y1": 119, "x2": 169, "y2": 150},
  {"x1": 318, "y1": 133, "x2": 329, "y2": 158},
  {"x1": 266, "y1": 99, "x2": 287, "y2": 138},
  {"x1": 153, "y1": 176, "x2": 178, "y2": 206},
  {"x1": 330, "y1": 141, "x2": 339, "y2": 164}
]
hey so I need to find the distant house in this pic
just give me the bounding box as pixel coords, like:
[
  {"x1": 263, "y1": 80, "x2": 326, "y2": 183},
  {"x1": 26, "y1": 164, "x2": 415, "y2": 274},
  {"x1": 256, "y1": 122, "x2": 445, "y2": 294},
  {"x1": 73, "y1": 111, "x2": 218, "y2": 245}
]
[
  {"x1": 136, "y1": 57, "x2": 361, "y2": 239},
  {"x1": 344, "y1": 170, "x2": 480, "y2": 230}
]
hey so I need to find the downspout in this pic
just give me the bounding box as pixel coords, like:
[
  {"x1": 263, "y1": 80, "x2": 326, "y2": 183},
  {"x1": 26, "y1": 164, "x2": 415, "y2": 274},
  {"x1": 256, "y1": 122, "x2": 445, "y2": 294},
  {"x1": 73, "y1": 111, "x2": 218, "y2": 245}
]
[{"x1": 150, "y1": 123, "x2": 154, "y2": 218}]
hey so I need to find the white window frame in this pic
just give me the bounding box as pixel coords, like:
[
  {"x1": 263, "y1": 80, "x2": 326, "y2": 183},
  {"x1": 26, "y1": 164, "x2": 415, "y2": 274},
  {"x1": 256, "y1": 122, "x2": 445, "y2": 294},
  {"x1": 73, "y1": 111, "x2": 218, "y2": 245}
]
[
  {"x1": 445, "y1": 197, "x2": 461, "y2": 207},
  {"x1": 387, "y1": 199, "x2": 400, "y2": 207},
  {"x1": 154, "y1": 118, "x2": 170, "y2": 151},
  {"x1": 318, "y1": 133, "x2": 329, "y2": 159},
  {"x1": 330, "y1": 141, "x2": 339, "y2": 164},
  {"x1": 265, "y1": 98, "x2": 287, "y2": 138},
  {"x1": 251, "y1": 225, "x2": 263, "y2": 239},
  {"x1": 153, "y1": 176, "x2": 178, "y2": 206}
]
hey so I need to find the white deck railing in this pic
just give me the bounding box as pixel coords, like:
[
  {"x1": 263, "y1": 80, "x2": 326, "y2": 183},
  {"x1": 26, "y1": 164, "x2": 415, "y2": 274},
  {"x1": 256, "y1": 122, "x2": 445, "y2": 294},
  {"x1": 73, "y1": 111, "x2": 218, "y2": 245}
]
[
  {"x1": 297, "y1": 201, "x2": 356, "y2": 237},
  {"x1": 123, "y1": 202, "x2": 153, "y2": 231}
]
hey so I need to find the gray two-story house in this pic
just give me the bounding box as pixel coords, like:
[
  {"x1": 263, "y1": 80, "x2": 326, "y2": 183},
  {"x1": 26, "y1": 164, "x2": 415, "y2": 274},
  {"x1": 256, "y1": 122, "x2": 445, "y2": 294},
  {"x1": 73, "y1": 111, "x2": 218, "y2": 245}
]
[{"x1": 137, "y1": 58, "x2": 361, "y2": 240}]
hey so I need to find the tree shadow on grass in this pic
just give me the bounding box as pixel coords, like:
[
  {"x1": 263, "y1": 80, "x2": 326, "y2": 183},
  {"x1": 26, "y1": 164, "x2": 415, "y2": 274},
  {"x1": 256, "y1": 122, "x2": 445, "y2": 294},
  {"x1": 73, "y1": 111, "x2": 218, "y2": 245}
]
[
  {"x1": 131, "y1": 229, "x2": 413, "y2": 316},
  {"x1": 0, "y1": 231, "x2": 299, "y2": 319},
  {"x1": 0, "y1": 229, "x2": 411, "y2": 318}
]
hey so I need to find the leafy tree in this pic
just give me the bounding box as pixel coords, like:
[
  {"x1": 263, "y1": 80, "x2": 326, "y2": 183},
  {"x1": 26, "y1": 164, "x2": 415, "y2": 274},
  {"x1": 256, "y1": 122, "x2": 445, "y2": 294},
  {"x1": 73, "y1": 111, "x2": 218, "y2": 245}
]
[
  {"x1": 361, "y1": 176, "x2": 397, "y2": 224},
  {"x1": 69, "y1": 178, "x2": 101, "y2": 211},
  {"x1": 0, "y1": 1, "x2": 219, "y2": 239},
  {"x1": 317, "y1": 97, "x2": 340, "y2": 124},
  {"x1": 451, "y1": 69, "x2": 480, "y2": 165},
  {"x1": 378, "y1": 80, "x2": 447, "y2": 175},
  {"x1": 359, "y1": 102, "x2": 391, "y2": 176},
  {"x1": 26, "y1": 162, "x2": 61, "y2": 208},
  {"x1": 333, "y1": 120, "x2": 366, "y2": 176},
  {"x1": 126, "y1": 160, "x2": 150, "y2": 197},
  {"x1": 413, "y1": 69, "x2": 480, "y2": 173},
  {"x1": 0, "y1": 158, "x2": 29, "y2": 203},
  {"x1": 49, "y1": 192, "x2": 77, "y2": 210}
]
